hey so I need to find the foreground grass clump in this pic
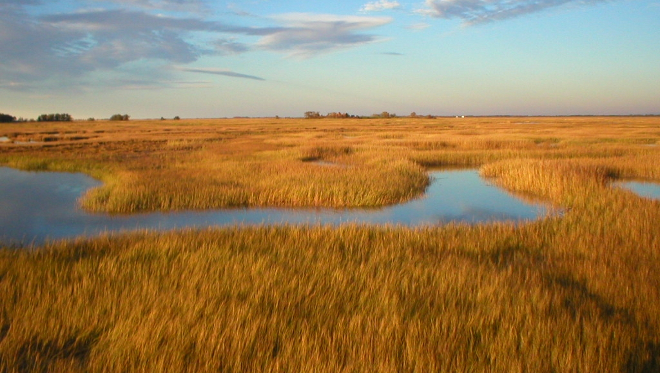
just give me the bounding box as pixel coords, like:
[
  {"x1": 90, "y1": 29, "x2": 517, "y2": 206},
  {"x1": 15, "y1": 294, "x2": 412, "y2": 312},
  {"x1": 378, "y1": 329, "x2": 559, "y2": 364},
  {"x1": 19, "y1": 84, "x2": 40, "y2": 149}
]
[{"x1": 1, "y1": 212, "x2": 659, "y2": 372}]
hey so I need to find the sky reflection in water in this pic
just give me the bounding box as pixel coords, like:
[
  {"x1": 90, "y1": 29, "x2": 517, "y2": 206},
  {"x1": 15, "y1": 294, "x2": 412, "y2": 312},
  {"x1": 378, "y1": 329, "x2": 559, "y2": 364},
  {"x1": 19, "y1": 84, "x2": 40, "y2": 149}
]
[
  {"x1": 0, "y1": 167, "x2": 550, "y2": 246},
  {"x1": 616, "y1": 181, "x2": 660, "y2": 200}
]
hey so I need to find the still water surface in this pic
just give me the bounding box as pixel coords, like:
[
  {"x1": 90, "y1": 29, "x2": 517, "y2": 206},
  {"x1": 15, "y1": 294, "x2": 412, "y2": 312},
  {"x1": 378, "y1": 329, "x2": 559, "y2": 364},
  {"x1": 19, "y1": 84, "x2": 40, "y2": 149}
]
[
  {"x1": 0, "y1": 167, "x2": 549, "y2": 246},
  {"x1": 616, "y1": 181, "x2": 660, "y2": 200}
]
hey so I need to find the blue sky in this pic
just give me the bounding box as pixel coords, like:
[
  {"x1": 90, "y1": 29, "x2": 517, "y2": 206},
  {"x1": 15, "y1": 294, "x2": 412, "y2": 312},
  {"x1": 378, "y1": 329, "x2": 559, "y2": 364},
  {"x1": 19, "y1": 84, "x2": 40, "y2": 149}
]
[{"x1": 1, "y1": 0, "x2": 658, "y2": 119}]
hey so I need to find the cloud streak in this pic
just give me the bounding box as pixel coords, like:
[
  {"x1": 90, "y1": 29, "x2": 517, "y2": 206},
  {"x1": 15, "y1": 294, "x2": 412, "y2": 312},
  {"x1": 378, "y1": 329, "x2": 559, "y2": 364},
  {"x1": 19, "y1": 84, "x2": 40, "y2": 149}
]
[
  {"x1": 257, "y1": 13, "x2": 392, "y2": 57},
  {"x1": 406, "y1": 22, "x2": 431, "y2": 30},
  {"x1": 178, "y1": 67, "x2": 265, "y2": 81},
  {"x1": 360, "y1": 0, "x2": 401, "y2": 12},
  {"x1": 37, "y1": 10, "x2": 221, "y2": 71},
  {"x1": 0, "y1": 6, "x2": 275, "y2": 88},
  {"x1": 1, "y1": 1, "x2": 392, "y2": 88},
  {"x1": 86, "y1": 0, "x2": 209, "y2": 13},
  {"x1": 0, "y1": 0, "x2": 389, "y2": 91},
  {"x1": 214, "y1": 38, "x2": 251, "y2": 54},
  {"x1": 421, "y1": 0, "x2": 608, "y2": 25}
]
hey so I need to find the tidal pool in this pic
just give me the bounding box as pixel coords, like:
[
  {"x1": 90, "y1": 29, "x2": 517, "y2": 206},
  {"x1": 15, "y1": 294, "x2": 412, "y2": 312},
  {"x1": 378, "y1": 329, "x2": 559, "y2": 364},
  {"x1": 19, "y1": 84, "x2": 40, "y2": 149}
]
[
  {"x1": 0, "y1": 167, "x2": 550, "y2": 246},
  {"x1": 615, "y1": 180, "x2": 660, "y2": 200}
]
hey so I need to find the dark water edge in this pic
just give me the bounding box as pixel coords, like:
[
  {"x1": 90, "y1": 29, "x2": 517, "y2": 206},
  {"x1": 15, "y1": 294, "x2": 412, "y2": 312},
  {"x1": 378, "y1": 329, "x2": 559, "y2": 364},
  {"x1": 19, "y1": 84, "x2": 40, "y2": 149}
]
[{"x1": 0, "y1": 167, "x2": 550, "y2": 247}]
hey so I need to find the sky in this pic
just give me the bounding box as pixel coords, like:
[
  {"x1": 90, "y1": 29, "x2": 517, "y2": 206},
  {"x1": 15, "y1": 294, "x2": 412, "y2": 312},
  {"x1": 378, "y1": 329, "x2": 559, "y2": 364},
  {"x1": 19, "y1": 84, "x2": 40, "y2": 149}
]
[{"x1": 1, "y1": 0, "x2": 659, "y2": 119}]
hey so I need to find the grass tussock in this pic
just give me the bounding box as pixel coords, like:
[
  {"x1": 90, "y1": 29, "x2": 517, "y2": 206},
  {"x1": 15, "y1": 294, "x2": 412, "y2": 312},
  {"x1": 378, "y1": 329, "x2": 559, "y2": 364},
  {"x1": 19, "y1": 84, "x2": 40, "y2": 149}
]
[{"x1": 1, "y1": 116, "x2": 660, "y2": 371}]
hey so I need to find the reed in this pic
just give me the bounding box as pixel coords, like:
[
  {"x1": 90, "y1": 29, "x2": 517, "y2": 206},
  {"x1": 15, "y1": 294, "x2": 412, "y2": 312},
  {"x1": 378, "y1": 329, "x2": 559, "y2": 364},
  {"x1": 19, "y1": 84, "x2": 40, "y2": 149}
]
[
  {"x1": 0, "y1": 116, "x2": 659, "y2": 371},
  {"x1": 1, "y1": 117, "x2": 657, "y2": 213}
]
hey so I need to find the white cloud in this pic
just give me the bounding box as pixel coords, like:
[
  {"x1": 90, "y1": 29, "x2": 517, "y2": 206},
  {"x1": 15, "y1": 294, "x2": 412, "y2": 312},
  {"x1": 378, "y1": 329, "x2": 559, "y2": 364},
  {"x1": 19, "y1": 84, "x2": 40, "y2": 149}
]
[
  {"x1": 257, "y1": 13, "x2": 392, "y2": 57},
  {"x1": 421, "y1": 0, "x2": 608, "y2": 25},
  {"x1": 360, "y1": 0, "x2": 401, "y2": 12}
]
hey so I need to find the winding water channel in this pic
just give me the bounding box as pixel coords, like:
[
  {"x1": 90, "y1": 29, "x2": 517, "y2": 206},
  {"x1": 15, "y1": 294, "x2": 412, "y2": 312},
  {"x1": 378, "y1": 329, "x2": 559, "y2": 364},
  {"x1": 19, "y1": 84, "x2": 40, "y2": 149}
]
[{"x1": 0, "y1": 167, "x2": 551, "y2": 246}]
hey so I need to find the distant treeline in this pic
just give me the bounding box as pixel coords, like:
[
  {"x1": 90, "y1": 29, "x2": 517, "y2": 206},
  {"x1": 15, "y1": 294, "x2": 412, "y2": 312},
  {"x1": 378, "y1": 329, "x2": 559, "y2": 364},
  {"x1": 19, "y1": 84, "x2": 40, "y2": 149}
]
[
  {"x1": 0, "y1": 113, "x2": 133, "y2": 123},
  {"x1": 304, "y1": 111, "x2": 367, "y2": 119},
  {"x1": 0, "y1": 113, "x2": 16, "y2": 123},
  {"x1": 304, "y1": 111, "x2": 437, "y2": 119},
  {"x1": 305, "y1": 111, "x2": 371, "y2": 119},
  {"x1": 37, "y1": 113, "x2": 73, "y2": 122},
  {"x1": 110, "y1": 114, "x2": 130, "y2": 121}
]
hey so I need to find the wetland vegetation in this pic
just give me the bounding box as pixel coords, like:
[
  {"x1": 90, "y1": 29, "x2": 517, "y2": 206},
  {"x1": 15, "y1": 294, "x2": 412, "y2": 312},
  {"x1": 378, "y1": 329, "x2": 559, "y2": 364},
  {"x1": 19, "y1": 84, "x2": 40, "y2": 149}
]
[
  {"x1": 0, "y1": 167, "x2": 549, "y2": 246},
  {"x1": 0, "y1": 116, "x2": 659, "y2": 372}
]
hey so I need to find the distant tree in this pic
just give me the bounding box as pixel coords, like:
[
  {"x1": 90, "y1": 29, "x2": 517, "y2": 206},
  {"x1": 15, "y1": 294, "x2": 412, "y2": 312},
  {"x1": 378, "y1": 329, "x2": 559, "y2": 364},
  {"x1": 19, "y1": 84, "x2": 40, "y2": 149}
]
[
  {"x1": 410, "y1": 112, "x2": 417, "y2": 118},
  {"x1": 110, "y1": 114, "x2": 130, "y2": 121},
  {"x1": 381, "y1": 111, "x2": 390, "y2": 118},
  {"x1": 0, "y1": 113, "x2": 16, "y2": 123},
  {"x1": 327, "y1": 112, "x2": 350, "y2": 118},
  {"x1": 304, "y1": 111, "x2": 321, "y2": 119},
  {"x1": 37, "y1": 113, "x2": 72, "y2": 122},
  {"x1": 88, "y1": 117, "x2": 95, "y2": 121},
  {"x1": 173, "y1": 116, "x2": 181, "y2": 120}
]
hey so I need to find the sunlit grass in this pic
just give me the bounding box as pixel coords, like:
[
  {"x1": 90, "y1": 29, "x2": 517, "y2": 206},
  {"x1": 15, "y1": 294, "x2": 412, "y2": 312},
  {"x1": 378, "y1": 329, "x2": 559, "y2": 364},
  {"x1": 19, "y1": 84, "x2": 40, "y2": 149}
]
[
  {"x1": 1, "y1": 116, "x2": 657, "y2": 212},
  {"x1": 0, "y1": 116, "x2": 659, "y2": 371}
]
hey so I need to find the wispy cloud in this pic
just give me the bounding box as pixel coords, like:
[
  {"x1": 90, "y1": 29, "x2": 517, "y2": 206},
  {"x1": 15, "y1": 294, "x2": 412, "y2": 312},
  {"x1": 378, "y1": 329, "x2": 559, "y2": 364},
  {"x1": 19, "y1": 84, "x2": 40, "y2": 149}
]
[
  {"x1": 0, "y1": 0, "x2": 40, "y2": 9},
  {"x1": 381, "y1": 52, "x2": 404, "y2": 56},
  {"x1": 406, "y1": 22, "x2": 431, "y2": 30},
  {"x1": 104, "y1": 78, "x2": 214, "y2": 90},
  {"x1": 40, "y1": 9, "x2": 221, "y2": 67},
  {"x1": 225, "y1": 3, "x2": 258, "y2": 17},
  {"x1": 360, "y1": 0, "x2": 401, "y2": 12},
  {"x1": 177, "y1": 67, "x2": 265, "y2": 81},
  {"x1": 42, "y1": 9, "x2": 226, "y2": 34},
  {"x1": 0, "y1": 6, "x2": 270, "y2": 88},
  {"x1": 0, "y1": 3, "x2": 390, "y2": 89},
  {"x1": 86, "y1": 0, "x2": 209, "y2": 13},
  {"x1": 257, "y1": 13, "x2": 392, "y2": 57},
  {"x1": 214, "y1": 38, "x2": 251, "y2": 54},
  {"x1": 420, "y1": 0, "x2": 608, "y2": 25},
  {"x1": 0, "y1": 7, "x2": 87, "y2": 85}
]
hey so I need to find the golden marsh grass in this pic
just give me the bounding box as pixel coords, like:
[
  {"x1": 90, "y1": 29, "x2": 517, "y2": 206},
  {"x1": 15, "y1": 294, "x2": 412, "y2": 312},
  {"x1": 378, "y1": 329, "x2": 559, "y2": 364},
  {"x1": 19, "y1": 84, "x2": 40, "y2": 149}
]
[{"x1": 0, "y1": 116, "x2": 659, "y2": 372}]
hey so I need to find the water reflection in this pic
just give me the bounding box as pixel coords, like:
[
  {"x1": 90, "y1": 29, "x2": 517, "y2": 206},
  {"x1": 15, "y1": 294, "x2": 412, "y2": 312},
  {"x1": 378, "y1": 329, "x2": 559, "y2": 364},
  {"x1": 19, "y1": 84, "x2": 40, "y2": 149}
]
[
  {"x1": 615, "y1": 180, "x2": 660, "y2": 200},
  {"x1": 0, "y1": 167, "x2": 549, "y2": 246}
]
